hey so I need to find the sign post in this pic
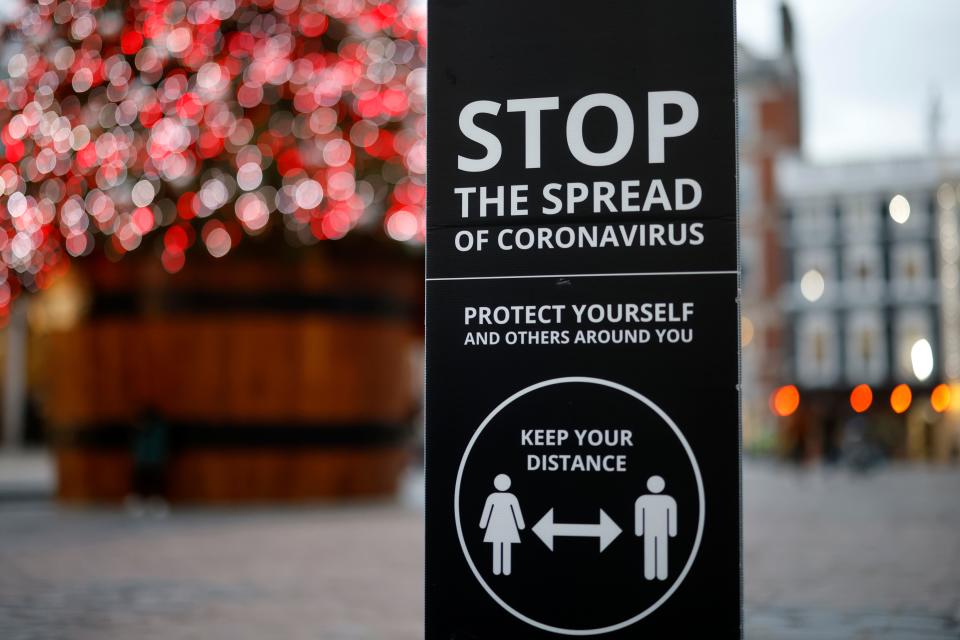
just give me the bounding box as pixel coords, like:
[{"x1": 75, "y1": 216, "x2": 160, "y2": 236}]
[{"x1": 425, "y1": 1, "x2": 741, "y2": 636}]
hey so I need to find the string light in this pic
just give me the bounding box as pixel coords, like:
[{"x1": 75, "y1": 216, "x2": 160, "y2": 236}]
[{"x1": 0, "y1": 0, "x2": 427, "y2": 311}]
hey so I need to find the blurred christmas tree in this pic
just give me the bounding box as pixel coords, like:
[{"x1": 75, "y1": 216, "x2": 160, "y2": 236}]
[{"x1": 0, "y1": 0, "x2": 426, "y2": 311}]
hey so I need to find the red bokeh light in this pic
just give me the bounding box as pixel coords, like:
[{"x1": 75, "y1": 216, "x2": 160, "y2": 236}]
[
  {"x1": 890, "y1": 384, "x2": 912, "y2": 414},
  {"x1": 849, "y1": 384, "x2": 873, "y2": 413},
  {"x1": 771, "y1": 385, "x2": 800, "y2": 417},
  {"x1": 0, "y1": 0, "x2": 426, "y2": 298}
]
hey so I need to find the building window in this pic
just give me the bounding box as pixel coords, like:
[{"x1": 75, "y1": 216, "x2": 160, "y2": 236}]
[
  {"x1": 791, "y1": 198, "x2": 835, "y2": 246},
  {"x1": 841, "y1": 195, "x2": 879, "y2": 242},
  {"x1": 891, "y1": 242, "x2": 932, "y2": 299},
  {"x1": 842, "y1": 244, "x2": 883, "y2": 300},
  {"x1": 845, "y1": 311, "x2": 887, "y2": 384},
  {"x1": 796, "y1": 313, "x2": 840, "y2": 387},
  {"x1": 894, "y1": 309, "x2": 934, "y2": 382},
  {"x1": 795, "y1": 249, "x2": 836, "y2": 303}
]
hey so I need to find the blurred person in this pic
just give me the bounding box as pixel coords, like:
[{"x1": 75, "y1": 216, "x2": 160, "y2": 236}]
[
  {"x1": 952, "y1": 422, "x2": 960, "y2": 463},
  {"x1": 782, "y1": 403, "x2": 815, "y2": 464},
  {"x1": 125, "y1": 408, "x2": 170, "y2": 518},
  {"x1": 840, "y1": 414, "x2": 885, "y2": 473},
  {"x1": 872, "y1": 412, "x2": 902, "y2": 461},
  {"x1": 821, "y1": 412, "x2": 842, "y2": 464},
  {"x1": 949, "y1": 414, "x2": 960, "y2": 463}
]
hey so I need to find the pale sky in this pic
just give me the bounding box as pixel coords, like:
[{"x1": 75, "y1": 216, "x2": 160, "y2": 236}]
[
  {"x1": 737, "y1": 0, "x2": 960, "y2": 162},
  {"x1": 2, "y1": 0, "x2": 956, "y2": 163}
]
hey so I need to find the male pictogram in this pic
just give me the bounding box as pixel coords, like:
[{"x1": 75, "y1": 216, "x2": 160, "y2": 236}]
[{"x1": 634, "y1": 475, "x2": 677, "y2": 581}]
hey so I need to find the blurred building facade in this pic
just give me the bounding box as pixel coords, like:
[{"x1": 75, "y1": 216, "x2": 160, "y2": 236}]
[
  {"x1": 738, "y1": 3, "x2": 960, "y2": 464},
  {"x1": 777, "y1": 155, "x2": 960, "y2": 462},
  {"x1": 737, "y1": 3, "x2": 802, "y2": 451}
]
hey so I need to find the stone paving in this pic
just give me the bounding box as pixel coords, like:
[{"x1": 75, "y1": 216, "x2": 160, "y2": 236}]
[
  {"x1": 0, "y1": 451, "x2": 53, "y2": 501},
  {"x1": 0, "y1": 460, "x2": 958, "y2": 639}
]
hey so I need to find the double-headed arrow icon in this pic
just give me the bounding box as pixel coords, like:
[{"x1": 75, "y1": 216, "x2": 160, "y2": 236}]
[{"x1": 532, "y1": 508, "x2": 622, "y2": 552}]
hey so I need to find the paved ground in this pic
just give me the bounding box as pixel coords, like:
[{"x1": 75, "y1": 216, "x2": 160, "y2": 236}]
[
  {"x1": 0, "y1": 451, "x2": 53, "y2": 501},
  {"x1": 0, "y1": 458, "x2": 958, "y2": 639},
  {"x1": 742, "y1": 462, "x2": 960, "y2": 640}
]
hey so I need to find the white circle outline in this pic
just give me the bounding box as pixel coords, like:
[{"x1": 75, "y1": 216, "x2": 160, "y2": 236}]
[{"x1": 454, "y1": 376, "x2": 705, "y2": 636}]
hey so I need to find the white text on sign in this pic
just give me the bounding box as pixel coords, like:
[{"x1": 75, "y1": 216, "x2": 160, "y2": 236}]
[{"x1": 521, "y1": 428, "x2": 634, "y2": 473}]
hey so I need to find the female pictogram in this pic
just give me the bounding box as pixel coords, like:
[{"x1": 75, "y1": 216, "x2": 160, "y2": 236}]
[{"x1": 479, "y1": 473, "x2": 526, "y2": 575}]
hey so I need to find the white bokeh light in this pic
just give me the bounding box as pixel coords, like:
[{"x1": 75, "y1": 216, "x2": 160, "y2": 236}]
[
  {"x1": 911, "y1": 338, "x2": 934, "y2": 381},
  {"x1": 131, "y1": 180, "x2": 156, "y2": 207},
  {"x1": 800, "y1": 269, "x2": 825, "y2": 302},
  {"x1": 386, "y1": 210, "x2": 418, "y2": 241},
  {"x1": 889, "y1": 194, "x2": 911, "y2": 224},
  {"x1": 236, "y1": 163, "x2": 263, "y2": 191},
  {"x1": 205, "y1": 227, "x2": 231, "y2": 258},
  {"x1": 294, "y1": 179, "x2": 323, "y2": 209}
]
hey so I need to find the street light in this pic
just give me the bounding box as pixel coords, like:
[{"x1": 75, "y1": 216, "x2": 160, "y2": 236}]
[
  {"x1": 849, "y1": 384, "x2": 873, "y2": 413},
  {"x1": 771, "y1": 385, "x2": 800, "y2": 417},
  {"x1": 931, "y1": 383, "x2": 951, "y2": 413},
  {"x1": 890, "y1": 384, "x2": 912, "y2": 414}
]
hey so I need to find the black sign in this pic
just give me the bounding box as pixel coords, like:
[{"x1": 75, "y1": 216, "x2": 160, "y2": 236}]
[{"x1": 425, "y1": 1, "x2": 740, "y2": 637}]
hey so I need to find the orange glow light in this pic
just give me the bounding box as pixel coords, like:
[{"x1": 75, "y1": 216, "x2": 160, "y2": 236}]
[
  {"x1": 890, "y1": 384, "x2": 912, "y2": 414},
  {"x1": 849, "y1": 384, "x2": 873, "y2": 413},
  {"x1": 772, "y1": 385, "x2": 800, "y2": 417},
  {"x1": 931, "y1": 383, "x2": 951, "y2": 413}
]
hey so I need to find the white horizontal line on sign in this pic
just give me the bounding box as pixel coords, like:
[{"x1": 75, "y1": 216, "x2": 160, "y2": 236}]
[{"x1": 426, "y1": 270, "x2": 738, "y2": 282}]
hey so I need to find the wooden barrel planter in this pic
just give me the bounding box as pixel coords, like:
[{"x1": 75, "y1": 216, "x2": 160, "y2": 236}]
[{"x1": 42, "y1": 242, "x2": 422, "y2": 504}]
